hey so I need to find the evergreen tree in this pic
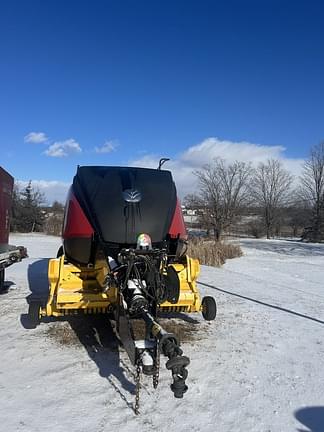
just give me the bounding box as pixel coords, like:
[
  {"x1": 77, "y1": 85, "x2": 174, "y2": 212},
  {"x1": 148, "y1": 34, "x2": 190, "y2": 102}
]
[{"x1": 10, "y1": 181, "x2": 46, "y2": 232}]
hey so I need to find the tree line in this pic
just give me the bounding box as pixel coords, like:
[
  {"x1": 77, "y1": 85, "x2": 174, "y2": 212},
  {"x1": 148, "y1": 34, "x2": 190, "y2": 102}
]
[
  {"x1": 10, "y1": 181, "x2": 64, "y2": 235},
  {"x1": 9, "y1": 142, "x2": 324, "y2": 242},
  {"x1": 184, "y1": 142, "x2": 324, "y2": 242}
]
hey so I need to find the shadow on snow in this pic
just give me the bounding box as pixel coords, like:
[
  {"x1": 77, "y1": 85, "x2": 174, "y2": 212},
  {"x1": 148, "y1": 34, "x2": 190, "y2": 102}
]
[
  {"x1": 295, "y1": 406, "x2": 324, "y2": 432},
  {"x1": 20, "y1": 258, "x2": 137, "y2": 412},
  {"x1": 241, "y1": 239, "x2": 324, "y2": 257}
]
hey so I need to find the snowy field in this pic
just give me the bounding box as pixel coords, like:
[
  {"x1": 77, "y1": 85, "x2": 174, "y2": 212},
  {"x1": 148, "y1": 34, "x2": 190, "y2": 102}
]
[{"x1": 1, "y1": 233, "x2": 324, "y2": 432}]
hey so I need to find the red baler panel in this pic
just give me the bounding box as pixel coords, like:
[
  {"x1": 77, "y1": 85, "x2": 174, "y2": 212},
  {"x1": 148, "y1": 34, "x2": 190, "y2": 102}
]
[
  {"x1": 0, "y1": 167, "x2": 14, "y2": 245},
  {"x1": 62, "y1": 188, "x2": 94, "y2": 239},
  {"x1": 168, "y1": 199, "x2": 187, "y2": 239}
]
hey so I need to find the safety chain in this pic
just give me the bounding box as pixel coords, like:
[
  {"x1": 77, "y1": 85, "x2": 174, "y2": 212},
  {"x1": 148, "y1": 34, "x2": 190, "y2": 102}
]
[
  {"x1": 153, "y1": 348, "x2": 160, "y2": 389},
  {"x1": 134, "y1": 362, "x2": 141, "y2": 415}
]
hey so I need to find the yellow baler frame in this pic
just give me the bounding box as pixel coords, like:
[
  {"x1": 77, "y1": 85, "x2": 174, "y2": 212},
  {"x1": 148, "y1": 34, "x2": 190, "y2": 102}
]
[
  {"x1": 42, "y1": 256, "x2": 117, "y2": 317},
  {"x1": 159, "y1": 255, "x2": 202, "y2": 313},
  {"x1": 41, "y1": 255, "x2": 202, "y2": 318}
]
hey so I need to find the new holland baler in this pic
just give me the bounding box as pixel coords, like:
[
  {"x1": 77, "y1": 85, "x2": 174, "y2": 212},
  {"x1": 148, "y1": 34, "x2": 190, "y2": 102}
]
[{"x1": 29, "y1": 165, "x2": 216, "y2": 413}]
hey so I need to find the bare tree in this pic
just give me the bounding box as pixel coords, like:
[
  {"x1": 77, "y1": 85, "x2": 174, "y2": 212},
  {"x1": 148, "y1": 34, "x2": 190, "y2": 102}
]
[
  {"x1": 182, "y1": 194, "x2": 201, "y2": 210},
  {"x1": 44, "y1": 201, "x2": 65, "y2": 236},
  {"x1": 299, "y1": 142, "x2": 324, "y2": 242},
  {"x1": 194, "y1": 158, "x2": 252, "y2": 240},
  {"x1": 249, "y1": 159, "x2": 293, "y2": 239}
]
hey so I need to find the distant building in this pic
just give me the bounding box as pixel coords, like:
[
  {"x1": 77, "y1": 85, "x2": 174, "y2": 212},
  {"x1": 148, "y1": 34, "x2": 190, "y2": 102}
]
[{"x1": 182, "y1": 206, "x2": 200, "y2": 224}]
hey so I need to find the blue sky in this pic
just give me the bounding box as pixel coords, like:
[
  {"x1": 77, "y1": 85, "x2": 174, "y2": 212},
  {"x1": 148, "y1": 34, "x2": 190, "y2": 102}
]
[{"x1": 1, "y1": 0, "x2": 324, "y2": 202}]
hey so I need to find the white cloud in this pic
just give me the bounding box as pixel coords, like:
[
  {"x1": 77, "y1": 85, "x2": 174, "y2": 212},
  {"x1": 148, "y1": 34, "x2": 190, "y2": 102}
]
[
  {"x1": 180, "y1": 137, "x2": 285, "y2": 165},
  {"x1": 44, "y1": 139, "x2": 82, "y2": 157},
  {"x1": 129, "y1": 137, "x2": 305, "y2": 197},
  {"x1": 24, "y1": 132, "x2": 48, "y2": 144},
  {"x1": 95, "y1": 140, "x2": 118, "y2": 154},
  {"x1": 18, "y1": 137, "x2": 304, "y2": 204},
  {"x1": 17, "y1": 180, "x2": 70, "y2": 204}
]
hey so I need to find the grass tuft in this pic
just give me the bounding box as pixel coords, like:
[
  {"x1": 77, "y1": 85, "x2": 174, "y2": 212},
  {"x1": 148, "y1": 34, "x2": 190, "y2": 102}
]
[
  {"x1": 187, "y1": 238, "x2": 243, "y2": 267},
  {"x1": 45, "y1": 322, "x2": 81, "y2": 347}
]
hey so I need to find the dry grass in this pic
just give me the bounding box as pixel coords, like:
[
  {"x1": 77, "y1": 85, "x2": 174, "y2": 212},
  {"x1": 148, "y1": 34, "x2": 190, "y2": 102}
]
[
  {"x1": 131, "y1": 318, "x2": 199, "y2": 343},
  {"x1": 159, "y1": 319, "x2": 199, "y2": 343},
  {"x1": 187, "y1": 238, "x2": 243, "y2": 267},
  {"x1": 45, "y1": 322, "x2": 81, "y2": 347},
  {"x1": 45, "y1": 317, "x2": 199, "y2": 349}
]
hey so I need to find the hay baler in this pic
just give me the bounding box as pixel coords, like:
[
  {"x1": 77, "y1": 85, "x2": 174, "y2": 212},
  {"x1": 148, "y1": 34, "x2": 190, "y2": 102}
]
[{"x1": 29, "y1": 165, "x2": 216, "y2": 412}]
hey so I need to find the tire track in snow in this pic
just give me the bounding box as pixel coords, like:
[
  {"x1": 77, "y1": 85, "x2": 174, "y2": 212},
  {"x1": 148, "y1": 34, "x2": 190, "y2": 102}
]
[{"x1": 198, "y1": 281, "x2": 324, "y2": 325}]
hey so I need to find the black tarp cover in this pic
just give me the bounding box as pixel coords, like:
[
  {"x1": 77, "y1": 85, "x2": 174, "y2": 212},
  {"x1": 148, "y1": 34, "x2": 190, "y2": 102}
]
[{"x1": 72, "y1": 166, "x2": 177, "y2": 245}]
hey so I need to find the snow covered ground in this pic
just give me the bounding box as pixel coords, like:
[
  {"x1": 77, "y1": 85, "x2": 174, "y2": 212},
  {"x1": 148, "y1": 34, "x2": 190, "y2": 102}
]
[{"x1": 1, "y1": 233, "x2": 324, "y2": 432}]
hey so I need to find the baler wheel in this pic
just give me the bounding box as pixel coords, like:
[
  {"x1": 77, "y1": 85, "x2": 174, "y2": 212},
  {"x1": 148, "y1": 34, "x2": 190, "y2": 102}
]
[
  {"x1": 202, "y1": 296, "x2": 217, "y2": 321},
  {"x1": 28, "y1": 301, "x2": 41, "y2": 328}
]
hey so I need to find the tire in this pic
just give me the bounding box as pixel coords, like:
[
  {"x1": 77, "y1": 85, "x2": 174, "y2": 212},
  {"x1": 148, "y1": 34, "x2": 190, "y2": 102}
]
[
  {"x1": 28, "y1": 302, "x2": 41, "y2": 327},
  {"x1": 56, "y1": 246, "x2": 64, "y2": 258},
  {"x1": 202, "y1": 296, "x2": 217, "y2": 321},
  {"x1": 0, "y1": 269, "x2": 5, "y2": 292}
]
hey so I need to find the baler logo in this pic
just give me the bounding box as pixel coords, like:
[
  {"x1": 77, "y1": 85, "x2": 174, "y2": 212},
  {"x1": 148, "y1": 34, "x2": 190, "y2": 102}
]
[{"x1": 122, "y1": 189, "x2": 142, "y2": 203}]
